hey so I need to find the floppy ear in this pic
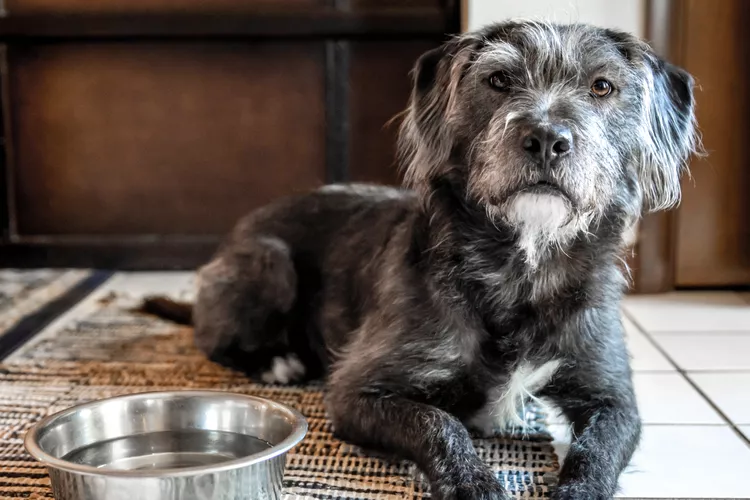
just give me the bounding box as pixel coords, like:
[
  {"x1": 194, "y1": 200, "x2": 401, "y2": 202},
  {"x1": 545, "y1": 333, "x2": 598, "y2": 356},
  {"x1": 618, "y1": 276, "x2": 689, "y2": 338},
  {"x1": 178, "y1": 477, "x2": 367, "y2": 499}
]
[
  {"x1": 639, "y1": 54, "x2": 699, "y2": 212},
  {"x1": 398, "y1": 36, "x2": 477, "y2": 190}
]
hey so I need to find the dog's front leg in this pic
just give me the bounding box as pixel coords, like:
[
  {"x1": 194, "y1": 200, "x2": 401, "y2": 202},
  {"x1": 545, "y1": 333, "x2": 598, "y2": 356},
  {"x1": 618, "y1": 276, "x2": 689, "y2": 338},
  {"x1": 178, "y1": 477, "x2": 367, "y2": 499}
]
[
  {"x1": 556, "y1": 401, "x2": 640, "y2": 499},
  {"x1": 327, "y1": 390, "x2": 509, "y2": 500},
  {"x1": 543, "y1": 369, "x2": 641, "y2": 499}
]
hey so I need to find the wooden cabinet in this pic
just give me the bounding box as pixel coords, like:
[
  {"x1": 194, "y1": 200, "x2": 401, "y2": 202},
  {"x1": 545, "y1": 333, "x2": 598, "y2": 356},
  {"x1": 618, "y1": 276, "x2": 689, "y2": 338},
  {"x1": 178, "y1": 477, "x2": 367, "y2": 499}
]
[
  {"x1": 672, "y1": 0, "x2": 750, "y2": 287},
  {"x1": 10, "y1": 42, "x2": 327, "y2": 236},
  {"x1": 0, "y1": 1, "x2": 459, "y2": 268},
  {"x1": 633, "y1": 0, "x2": 750, "y2": 291}
]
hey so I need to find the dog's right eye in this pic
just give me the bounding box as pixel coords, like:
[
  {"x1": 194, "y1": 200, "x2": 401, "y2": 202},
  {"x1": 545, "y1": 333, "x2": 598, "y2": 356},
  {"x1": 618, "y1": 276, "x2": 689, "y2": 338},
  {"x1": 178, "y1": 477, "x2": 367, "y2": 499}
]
[{"x1": 488, "y1": 72, "x2": 510, "y2": 91}]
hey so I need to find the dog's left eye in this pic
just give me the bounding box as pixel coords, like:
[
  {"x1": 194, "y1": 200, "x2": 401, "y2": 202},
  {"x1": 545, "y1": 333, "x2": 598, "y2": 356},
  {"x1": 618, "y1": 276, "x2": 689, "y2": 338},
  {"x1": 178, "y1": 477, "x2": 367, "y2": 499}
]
[
  {"x1": 590, "y1": 79, "x2": 613, "y2": 97},
  {"x1": 488, "y1": 72, "x2": 511, "y2": 91}
]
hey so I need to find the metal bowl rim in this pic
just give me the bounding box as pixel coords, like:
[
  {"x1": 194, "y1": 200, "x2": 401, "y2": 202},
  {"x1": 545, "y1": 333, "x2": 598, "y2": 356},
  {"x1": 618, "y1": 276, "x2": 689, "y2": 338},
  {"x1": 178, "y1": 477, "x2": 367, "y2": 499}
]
[{"x1": 23, "y1": 389, "x2": 308, "y2": 478}]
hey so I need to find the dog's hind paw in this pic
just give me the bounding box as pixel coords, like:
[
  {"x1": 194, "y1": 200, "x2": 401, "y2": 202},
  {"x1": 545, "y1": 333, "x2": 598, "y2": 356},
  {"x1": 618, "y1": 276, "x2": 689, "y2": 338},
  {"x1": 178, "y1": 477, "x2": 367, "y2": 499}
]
[{"x1": 260, "y1": 353, "x2": 306, "y2": 385}]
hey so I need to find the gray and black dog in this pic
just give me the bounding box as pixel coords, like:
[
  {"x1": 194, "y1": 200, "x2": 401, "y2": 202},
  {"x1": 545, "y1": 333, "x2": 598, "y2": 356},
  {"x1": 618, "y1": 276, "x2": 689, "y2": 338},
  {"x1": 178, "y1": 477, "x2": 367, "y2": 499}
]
[{"x1": 144, "y1": 21, "x2": 698, "y2": 500}]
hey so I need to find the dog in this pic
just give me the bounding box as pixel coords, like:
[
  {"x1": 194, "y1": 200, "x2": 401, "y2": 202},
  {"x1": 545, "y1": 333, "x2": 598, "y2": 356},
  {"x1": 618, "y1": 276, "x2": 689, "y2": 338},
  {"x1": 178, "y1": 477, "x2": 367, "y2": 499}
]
[{"x1": 143, "y1": 21, "x2": 698, "y2": 500}]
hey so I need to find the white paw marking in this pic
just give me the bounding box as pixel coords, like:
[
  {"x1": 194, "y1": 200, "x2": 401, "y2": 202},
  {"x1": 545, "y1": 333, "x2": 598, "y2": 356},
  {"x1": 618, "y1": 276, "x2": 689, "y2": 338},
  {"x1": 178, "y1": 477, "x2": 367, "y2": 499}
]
[{"x1": 260, "y1": 354, "x2": 306, "y2": 385}]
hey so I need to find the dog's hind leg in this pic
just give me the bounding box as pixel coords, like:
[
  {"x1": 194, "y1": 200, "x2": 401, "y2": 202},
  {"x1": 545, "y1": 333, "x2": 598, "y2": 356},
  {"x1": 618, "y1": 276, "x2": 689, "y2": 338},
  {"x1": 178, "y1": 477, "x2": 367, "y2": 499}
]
[{"x1": 193, "y1": 236, "x2": 306, "y2": 383}]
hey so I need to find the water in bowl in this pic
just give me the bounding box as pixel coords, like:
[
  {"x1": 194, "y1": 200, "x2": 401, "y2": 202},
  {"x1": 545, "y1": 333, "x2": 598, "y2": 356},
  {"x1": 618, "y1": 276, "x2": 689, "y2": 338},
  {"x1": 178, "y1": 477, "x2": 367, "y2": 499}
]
[{"x1": 62, "y1": 430, "x2": 273, "y2": 471}]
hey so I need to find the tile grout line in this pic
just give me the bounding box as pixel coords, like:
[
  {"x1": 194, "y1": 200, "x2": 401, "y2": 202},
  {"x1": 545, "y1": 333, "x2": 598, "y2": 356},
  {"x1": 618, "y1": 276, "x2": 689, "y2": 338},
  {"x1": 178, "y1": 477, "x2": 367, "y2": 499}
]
[
  {"x1": 634, "y1": 368, "x2": 750, "y2": 374},
  {"x1": 621, "y1": 308, "x2": 750, "y2": 448},
  {"x1": 647, "y1": 330, "x2": 750, "y2": 336},
  {"x1": 624, "y1": 423, "x2": 733, "y2": 429},
  {"x1": 667, "y1": 369, "x2": 750, "y2": 374}
]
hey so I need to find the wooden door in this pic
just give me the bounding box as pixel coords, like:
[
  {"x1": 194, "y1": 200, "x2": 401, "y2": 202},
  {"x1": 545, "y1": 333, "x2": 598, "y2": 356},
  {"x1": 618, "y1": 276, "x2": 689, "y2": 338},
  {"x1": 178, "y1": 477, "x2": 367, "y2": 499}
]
[
  {"x1": 633, "y1": 0, "x2": 750, "y2": 291},
  {"x1": 673, "y1": 0, "x2": 750, "y2": 287}
]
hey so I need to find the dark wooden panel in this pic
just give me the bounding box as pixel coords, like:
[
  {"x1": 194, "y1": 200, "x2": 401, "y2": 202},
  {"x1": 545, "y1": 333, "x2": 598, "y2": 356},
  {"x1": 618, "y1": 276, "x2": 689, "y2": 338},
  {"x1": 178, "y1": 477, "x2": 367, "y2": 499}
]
[
  {"x1": 348, "y1": 41, "x2": 435, "y2": 185},
  {"x1": 348, "y1": 0, "x2": 444, "y2": 11},
  {"x1": 629, "y1": 0, "x2": 684, "y2": 294},
  {"x1": 674, "y1": 0, "x2": 750, "y2": 286},
  {"x1": 0, "y1": 12, "x2": 451, "y2": 39},
  {"x1": 8, "y1": 42, "x2": 326, "y2": 236},
  {"x1": 5, "y1": 0, "x2": 326, "y2": 15},
  {"x1": 0, "y1": 45, "x2": 13, "y2": 241},
  {"x1": 0, "y1": 0, "x2": 460, "y2": 269},
  {"x1": 7, "y1": 0, "x2": 450, "y2": 15},
  {"x1": 325, "y1": 40, "x2": 350, "y2": 183},
  {"x1": 0, "y1": 240, "x2": 219, "y2": 269}
]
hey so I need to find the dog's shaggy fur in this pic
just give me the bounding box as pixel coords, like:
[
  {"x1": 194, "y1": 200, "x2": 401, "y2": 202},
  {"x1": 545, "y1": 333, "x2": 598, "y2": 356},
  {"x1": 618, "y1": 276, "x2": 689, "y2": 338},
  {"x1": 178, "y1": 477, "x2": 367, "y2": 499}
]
[{"x1": 145, "y1": 21, "x2": 697, "y2": 500}]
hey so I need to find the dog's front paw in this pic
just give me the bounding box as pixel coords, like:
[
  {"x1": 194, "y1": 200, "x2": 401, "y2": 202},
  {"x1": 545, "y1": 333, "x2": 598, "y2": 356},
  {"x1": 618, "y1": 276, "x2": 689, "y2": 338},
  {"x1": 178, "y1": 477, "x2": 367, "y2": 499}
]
[
  {"x1": 432, "y1": 468, "x2": 510, "y2": 500},
  {"x1": 552, "y1": 481, "x2": 612, "y2": 500},
  {"x1": 453, "y1": 482, "x2": 509, "y2": 500}
]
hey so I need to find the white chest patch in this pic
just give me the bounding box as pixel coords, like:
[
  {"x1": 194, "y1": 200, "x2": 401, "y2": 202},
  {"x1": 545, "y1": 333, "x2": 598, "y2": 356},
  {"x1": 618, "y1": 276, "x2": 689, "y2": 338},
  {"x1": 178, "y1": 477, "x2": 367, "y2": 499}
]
[
  {"x1": 508, "y1": 192, "x2": 570, "y2": 230},
  {"x1": 468, "y1": 359, "x2": 562, "y2": 436},
  {"x1": 506, "y1": 193, "x2": 575, "y2": 269}
]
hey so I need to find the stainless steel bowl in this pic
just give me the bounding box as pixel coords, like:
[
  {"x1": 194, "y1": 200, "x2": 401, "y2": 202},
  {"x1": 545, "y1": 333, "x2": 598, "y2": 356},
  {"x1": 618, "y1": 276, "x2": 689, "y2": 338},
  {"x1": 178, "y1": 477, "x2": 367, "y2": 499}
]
[{"x1": 24, "y1": 391, "x2": 307, "y2": 500}]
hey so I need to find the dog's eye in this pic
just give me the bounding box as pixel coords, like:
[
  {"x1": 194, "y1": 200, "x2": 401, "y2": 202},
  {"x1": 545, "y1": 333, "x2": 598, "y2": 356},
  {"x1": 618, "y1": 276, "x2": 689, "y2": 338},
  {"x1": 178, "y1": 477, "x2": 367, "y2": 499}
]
[
  {"x1": 590, "y1": 79, "x2": 613, "y2": 97},
  {"x1": 488, "y1": 72, "x2": 510, "y2": 91}
]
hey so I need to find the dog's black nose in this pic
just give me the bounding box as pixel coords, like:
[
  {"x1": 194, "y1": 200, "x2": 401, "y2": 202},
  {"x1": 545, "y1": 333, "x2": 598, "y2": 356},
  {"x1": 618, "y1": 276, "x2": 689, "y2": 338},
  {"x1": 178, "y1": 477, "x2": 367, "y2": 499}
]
[{"x1": 521, "y1": 124, "x2": 573, "y2": 168}]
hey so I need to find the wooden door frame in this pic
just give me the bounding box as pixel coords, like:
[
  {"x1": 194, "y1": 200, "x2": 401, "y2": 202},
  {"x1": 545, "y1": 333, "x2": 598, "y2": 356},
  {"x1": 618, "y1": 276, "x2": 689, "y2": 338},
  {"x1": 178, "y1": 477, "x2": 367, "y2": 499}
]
[{"x1": 630, "y1": 0, "x2": 685, "y2": 293}]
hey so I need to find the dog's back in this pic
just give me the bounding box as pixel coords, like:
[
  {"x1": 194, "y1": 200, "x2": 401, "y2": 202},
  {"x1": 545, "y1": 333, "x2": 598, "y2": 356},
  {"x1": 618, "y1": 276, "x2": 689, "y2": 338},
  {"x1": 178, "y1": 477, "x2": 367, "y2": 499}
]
[
  {"x1": 226, "y1": 184, "x2": 415, "y2": 264},
  {"x1": 146, "y1": 183, "x2": 418, "y2": 382}
]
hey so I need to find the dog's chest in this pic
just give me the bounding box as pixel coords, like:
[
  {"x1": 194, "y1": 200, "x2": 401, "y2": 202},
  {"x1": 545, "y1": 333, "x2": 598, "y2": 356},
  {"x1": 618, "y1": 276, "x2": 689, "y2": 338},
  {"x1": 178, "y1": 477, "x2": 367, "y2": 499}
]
[{"x1": 467, "y1": 359, "x2": 561, "y2": 435}]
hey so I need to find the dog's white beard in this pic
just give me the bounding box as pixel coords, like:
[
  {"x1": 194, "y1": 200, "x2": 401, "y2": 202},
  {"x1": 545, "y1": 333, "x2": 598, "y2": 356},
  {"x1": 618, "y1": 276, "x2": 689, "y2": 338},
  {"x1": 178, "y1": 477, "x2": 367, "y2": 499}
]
[{"x1": 505, "y1": 192, "x2": 574, "y2": 269}]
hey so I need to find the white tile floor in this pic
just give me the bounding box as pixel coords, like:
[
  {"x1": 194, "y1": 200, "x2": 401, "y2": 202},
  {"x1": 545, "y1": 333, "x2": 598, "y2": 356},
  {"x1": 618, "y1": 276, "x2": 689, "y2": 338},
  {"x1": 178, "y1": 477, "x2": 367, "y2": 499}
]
[
  {"x1": 550, "y1": 291, "x2": 750, "y2": 498},
  {"x1": 16, "y1": 274, "x2": 750, "y2": 498}
]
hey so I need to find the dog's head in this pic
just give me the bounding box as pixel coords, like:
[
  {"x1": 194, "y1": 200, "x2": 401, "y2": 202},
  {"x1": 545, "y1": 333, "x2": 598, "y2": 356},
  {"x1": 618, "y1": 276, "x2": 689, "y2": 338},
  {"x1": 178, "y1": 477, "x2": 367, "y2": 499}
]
[{"x1": 400, "y1": 21, "x2": 698, "y2": 255}]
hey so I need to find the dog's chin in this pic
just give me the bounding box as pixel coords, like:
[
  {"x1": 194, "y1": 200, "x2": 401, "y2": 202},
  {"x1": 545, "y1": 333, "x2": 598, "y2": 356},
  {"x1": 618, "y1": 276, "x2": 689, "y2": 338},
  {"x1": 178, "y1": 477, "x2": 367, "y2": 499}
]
[{"x1": 503, "y1": 190, "x2": 572, "y2": 234}]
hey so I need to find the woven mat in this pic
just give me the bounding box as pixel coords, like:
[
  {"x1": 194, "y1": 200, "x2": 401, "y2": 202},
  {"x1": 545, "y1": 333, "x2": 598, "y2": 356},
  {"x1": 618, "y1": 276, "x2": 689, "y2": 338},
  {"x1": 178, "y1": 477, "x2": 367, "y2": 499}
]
[
  {"x1": 0, "y1": 276, "x2": 559, "y2": 499},
  {"x1": 0, "y1": 270, "x2": 92, "y2": 341}
]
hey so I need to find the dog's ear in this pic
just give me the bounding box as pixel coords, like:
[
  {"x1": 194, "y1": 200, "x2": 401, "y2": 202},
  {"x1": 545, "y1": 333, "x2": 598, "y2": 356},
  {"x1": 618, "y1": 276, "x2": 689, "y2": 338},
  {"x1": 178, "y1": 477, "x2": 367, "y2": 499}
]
[
  {"x1": 398, "y1": 36, "x2": 477, "y2": 190},
  {"x1": 638, "y1": 52, "x2": 699, "y2": 212}
]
